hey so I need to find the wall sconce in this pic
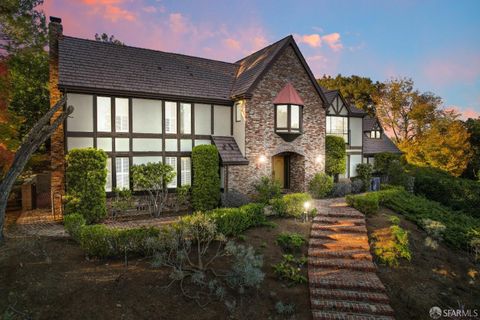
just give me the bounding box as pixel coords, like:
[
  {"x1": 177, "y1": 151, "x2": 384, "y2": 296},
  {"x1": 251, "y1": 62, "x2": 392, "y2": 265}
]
[
  {"x1": 256, "y1": 155, "x2": 267, "y2": 169},
  {"x1": 315, "y1": 155, "x2": 323, "y2": 164}
]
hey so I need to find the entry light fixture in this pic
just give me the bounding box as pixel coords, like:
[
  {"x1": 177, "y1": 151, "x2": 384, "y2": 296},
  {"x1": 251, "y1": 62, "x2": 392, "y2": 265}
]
[
  {"x1": 315, "y1": 155, "x2": 323, "y2": 164},
  {"x1": 258, "y1": 155, "x2": 267, "y2": 163}
]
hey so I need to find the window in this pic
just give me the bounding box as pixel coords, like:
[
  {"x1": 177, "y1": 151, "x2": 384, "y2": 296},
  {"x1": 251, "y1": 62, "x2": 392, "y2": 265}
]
[
  {"x1": 165, "y1": 139, "x2": 177, "y2": 152},
  {"x1": 66, "y1": 93, "x2": 93, "y2": 132},
  {"x1": 214, "y1": 105, "x2": 231, "y2": 136},
  {"x1": 275, "y1": 104, "x2": 302, "y2": 133},
  {"x1": 195, "y1": 104, "x2": 211, "y2": 135},
  {"x1": 106, "y1": 158, "x2": 112, "y2": 192},
  {"x1": 181, "y1": 157, "x2": 191, "y2": 186},
  {"x1": 97, "y1": 138, "x2": 112, "y2": 152},
  {"x1": 132, "y1": 156, "x2": 162, "y2": 166},
  {"x1": 180, "y1": 139, "x2": 192, "y2": 152},
  {"x1": 165, "y1": 101, "x2": 177, "y2": 134},
  {"x1": 132, "y1": 138, "x2": 162, "y2": 152},
  {"x1": 235, "y1": 101, "x2": 242, "y2": 122},
  {"x1": 67, "y1": 137, "x2": 93, "y2": 151},
  {"x1": 97, "y1": 96, "x2": 111, "y2": 132},
  {"x1": 115, "y1": 157, "x2": 129, "y2": 190},
  {"x1": 165, "y1": 157, "x2": 177, "y2": 188},
  {"x1": 115, "y1": 138, "x2": 129, "y2": 152},
  {"x1": 326, "y1": 116, "x2": 349, "y2": 143},
  {"x1": 180, "y1": 103, "x2": 191, "y2": 134},
  {"x1": 370, "y1": 130, "x2": 381, "y2": 139},
  {"x1": 132, "y1": 98, "x2": 162, "y2": 133},
  {"x1": 115, "y1": 98, "x2": 129, "y2": 132}
]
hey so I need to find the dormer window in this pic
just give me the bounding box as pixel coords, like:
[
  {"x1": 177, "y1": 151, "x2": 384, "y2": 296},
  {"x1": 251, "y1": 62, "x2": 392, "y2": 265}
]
[
  {"x1": 275, "y1": 104, "x2": 302, "y2": 133},
  {"x1": 370, "y1": 130, "x2": 381, "y2": 139}
]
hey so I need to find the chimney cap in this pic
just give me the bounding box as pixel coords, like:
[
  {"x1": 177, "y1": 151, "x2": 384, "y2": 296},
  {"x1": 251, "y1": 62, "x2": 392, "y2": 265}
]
[{"x1": 50, "y1": 16, "x2": 62, "y2": 23}]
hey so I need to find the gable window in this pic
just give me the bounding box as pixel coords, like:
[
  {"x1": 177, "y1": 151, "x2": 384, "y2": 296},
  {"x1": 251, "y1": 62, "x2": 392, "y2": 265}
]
[
  {"x1": 326, "y1": 116, "x2": 349, "y2": 143},
  {"x1": 275, "y1": 104, "x2": 302, "y2": 133},
  {"x1": 370, "y1": 130, "x2": 381, "y2": 139}
]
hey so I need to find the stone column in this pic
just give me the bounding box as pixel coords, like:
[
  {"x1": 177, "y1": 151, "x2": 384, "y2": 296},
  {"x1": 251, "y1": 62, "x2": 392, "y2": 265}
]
[{"x1": 49, "y1": 17, "x2": 64, "y2": 219}]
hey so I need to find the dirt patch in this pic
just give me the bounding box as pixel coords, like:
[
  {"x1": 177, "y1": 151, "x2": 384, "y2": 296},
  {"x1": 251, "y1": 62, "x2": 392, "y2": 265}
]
[
  {"x1": 0, "y1": 218, "x2": 312, "y2": 320},
  {"x1": 366, "y1": 208, "x2": 480, "y2": 320}
]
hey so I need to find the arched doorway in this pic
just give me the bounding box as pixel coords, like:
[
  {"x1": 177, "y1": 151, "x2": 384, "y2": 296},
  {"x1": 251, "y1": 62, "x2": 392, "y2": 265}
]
[{"x1": 271, "y1": 151, "x2": 305, "y2": 191}]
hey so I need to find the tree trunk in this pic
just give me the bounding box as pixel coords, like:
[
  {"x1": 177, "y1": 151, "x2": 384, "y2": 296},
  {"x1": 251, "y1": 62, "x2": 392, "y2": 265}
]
[{"x1": 0, "y1": 97, "x2": 72, "y2": 243}]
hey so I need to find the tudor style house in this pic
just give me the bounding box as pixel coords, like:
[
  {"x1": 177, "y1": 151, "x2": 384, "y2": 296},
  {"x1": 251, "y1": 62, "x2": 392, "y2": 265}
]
[{"x1": 48, "y1": 17, "x2": 398, "y2": 215}]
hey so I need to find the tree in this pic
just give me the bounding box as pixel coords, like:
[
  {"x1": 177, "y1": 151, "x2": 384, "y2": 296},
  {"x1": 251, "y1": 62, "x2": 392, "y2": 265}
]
[
  {"x1": 317, "y1": 74, "x2": 382, "y2": 112},
  {"x1": 462, "y1": 118, "x2": 480, "y2": 180},
  {"x1": 0, "y1": 96, "x2": 73, "y2": 242},
  {"x1": 131, "y1": 162, "x2": 176, "y2": 217},
  {"x1": 325, "y1": 135, "x2": 346, "y2": 178},
  {"x1": 94, "y1": 33, "x2": 124, "y2": 45},
  {"x1": 373, "y1": 78, "x2": 443, "y2": 144},
  {"x1": 400, "y1": 117, "x2": 472, "y2": 176}
]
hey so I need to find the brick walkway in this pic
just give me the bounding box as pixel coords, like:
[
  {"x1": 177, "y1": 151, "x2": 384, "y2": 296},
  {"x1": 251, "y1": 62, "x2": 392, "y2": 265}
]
[{"x1": 308, "y1": 199, "x2": 395, "y2": 320}]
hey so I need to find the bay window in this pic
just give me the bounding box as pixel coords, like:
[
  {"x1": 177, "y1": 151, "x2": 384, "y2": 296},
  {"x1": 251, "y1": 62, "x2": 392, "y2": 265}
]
[{"x1": 275, "y1": 104, "x2": 302, "y2": 133}]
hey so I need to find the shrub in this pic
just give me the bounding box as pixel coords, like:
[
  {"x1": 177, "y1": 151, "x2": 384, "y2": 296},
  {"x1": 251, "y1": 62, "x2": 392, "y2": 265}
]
[
  {"x1": 192, "y1": 145, "x2": 221, "y2": 211},
  {"x1": 308, "y1": 172, "x2": 333, "y2": 199},
  {"x1": 275, "y1": 301, "x2": 296, "y2": 316},
  {"x1": 253, "y1": 176, "x2": 281, "y2": 204},
  {"x1": 346, "y1": 193, "x2": 379, "y2": 215},
  {"x1": 65, "y1": 148, "x2": 107, "y2": 223},
  {"x1": 176, "y1": 184, "x2": 191, "y2": 212},
  {"x1": 276, "y1": 232, "x2": 306, "y2": 252},
  {"x1": 422, "y1": 218, "x2": 446, "y2": 240},
  {"x1": 111, "y1": 188, "x2": 133, "y2": 217},
  {"x1": 283, "y1": 193, "x2": 313, "y2": 219},
  {"x1": 225, "y1": 242, "x2": 265, "y2": 291},
  {"x1": 131, "y1": 162, "x2": 176, "y2": 217},
  {"x1": 355, "y1": 163, "x2": 373, "y2": 191},
  {"x1": 270, "y1": 197, "x2": 287, "y2": 216},
  {"x1": 374, "y1": 152, "x2": 402, "y2": 175},
  {"x1": 330, "y1": 181, "x2": 352, "y2": 197},
  {"x1": 207, "y1": 203, "x2": 266, "y2": 236},
  {"x1": 272, "y1": 254, "x2": 307, "y2": 286},
  {"x1": 63, "y1": 213, "x2": 86, "y2": 240},
  {"x1": 325, "y1": 135, "x2": 346, "y2": 177},
  {"x1": 351, "y1": 179, "x2": 364, "y2": 194},
  {"x1": 221, "y1": 189, "x2": 251, "y2": 208},
  {"x1": 412, "y1": 166, "x2": 480, "y2": 217},
  {"x1": 372, "y1": 223, "x2": 411, "y2": 267}
]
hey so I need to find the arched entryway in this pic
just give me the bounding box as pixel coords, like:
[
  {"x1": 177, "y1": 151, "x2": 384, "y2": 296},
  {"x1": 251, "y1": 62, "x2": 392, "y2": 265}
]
[{"x1": 271, "y1": 151, "x2": 305, "y2": 192}]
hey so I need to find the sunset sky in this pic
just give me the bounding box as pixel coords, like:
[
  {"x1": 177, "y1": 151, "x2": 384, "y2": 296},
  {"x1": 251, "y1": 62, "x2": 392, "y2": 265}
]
[{"x1": 42, "y1": 0, "x2": 480, "y2": 119}]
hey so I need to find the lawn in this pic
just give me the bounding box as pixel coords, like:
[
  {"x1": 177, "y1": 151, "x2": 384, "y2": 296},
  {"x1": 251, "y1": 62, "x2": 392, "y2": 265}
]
[{"x1": 0, "y1": 217, "x2": 312, "y2": 320}]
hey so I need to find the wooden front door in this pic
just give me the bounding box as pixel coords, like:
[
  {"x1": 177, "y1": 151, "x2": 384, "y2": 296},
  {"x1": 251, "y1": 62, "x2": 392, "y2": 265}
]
[{"x1": 272, "y1": 156, "x2": 285, "y2": 188}]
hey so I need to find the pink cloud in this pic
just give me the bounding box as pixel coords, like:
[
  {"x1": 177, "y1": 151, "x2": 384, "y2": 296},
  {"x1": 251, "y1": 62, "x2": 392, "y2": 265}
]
[
  {"x1": 424, "y1": 54, "x2": 480, "y2": 86},
  {"x1": 142, "y1": 6, "x2": 157, "y2": 13},
  {"x1": 297, "y1": 34, "x2": 322, "y2": 48},
  {"x1": 295, "y1": 32, "x2": 343, "y2": 51},
  {"x1": 224, "y1": 38, "x2": 241, "y2": 50},
  {"x1": 322, "y1": 32, "x2": 343, "y2": 51},
  {"x1": 169, "y1": 13, "x2": 189, "y2": 34},
  {"x1": 78, "y1": 0, "x2": 135, "y2": 22},
  {"x1": 445, "y1": 106, "x2": 480, "y2": 120}
]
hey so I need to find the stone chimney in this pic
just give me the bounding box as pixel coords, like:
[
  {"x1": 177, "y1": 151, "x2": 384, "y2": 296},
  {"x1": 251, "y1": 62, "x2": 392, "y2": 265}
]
[{"x1": 49, "y1": 16, "x2": 64, "y2": 219}]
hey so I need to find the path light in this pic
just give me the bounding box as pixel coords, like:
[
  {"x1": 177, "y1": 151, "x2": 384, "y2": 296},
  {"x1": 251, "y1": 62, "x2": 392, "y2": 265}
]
[
  {"x1": 303, "y1": 201, "x2": 311, "y2": 222},
  {"x1": 303, "y1": 201, "x2": 310, "y2": 211}
]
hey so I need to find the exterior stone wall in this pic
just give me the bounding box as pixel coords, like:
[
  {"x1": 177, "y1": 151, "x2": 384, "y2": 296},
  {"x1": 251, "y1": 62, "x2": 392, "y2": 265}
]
[
  {"x1": 228, "y1": 45, "x2": 326, "y2": 195},
  {"x1": 49, "y1": 18, "x2": 65, "y2": 218}
]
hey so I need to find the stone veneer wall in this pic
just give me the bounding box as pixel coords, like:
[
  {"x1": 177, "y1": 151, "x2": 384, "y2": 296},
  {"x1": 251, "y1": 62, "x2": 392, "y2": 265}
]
[
  {"x1": 228, "y1": 45, "x2": 326, "y2": 195},
  {"x1": 49, "y1": 18, "x2": 65, "y2": 218}
]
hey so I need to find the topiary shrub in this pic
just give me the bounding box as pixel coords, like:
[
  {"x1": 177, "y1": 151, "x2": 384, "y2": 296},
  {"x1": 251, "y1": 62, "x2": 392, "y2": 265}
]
[
  {"x1": 65, "y1": 148, "x2": 107, "y2": 224},
  {"x1": 191, "y1": 145, "x2": 220, "y2": 211},
  {"x1": 355, "y1": 163, "x2": 373, "y2": 192},
  {"x1": 63, "y1": 213, "x2": 86, "y2": 240},
  {"x1": 325, "y1": 135, "x2": 346, "y2": 177},
  {"x1": 308, "y1": 172, "x2": 333, "y2": 199},
  {"x1": 253, "y1": 176, "x2": 282, "y2": 204},
  {"x1": 221, "y1": 189, "x2": 251, "y2": 208},
  {"x1": 346, "y1": 193, "x2": 379, "y2": 215}
]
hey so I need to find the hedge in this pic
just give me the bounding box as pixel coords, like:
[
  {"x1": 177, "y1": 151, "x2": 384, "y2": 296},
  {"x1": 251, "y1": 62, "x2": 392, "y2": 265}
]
[
  {"x1": 308, "y1": 173, "x2": 333, "y2": 199},
  {"x1": 192, "y1": 145, "x2": 220, "y2": 211},
  {"x1": 411, "y1": 166, "x2": 480, "y2": 217},
  {"x1": 325, "y1": 135, "x2": 346, "y2": 176},
  {"x1": 65, "y1": 148, "x2": 107, "y2": 223},
  {"x1": 206, "y1": 203, "x2": 266, "y2": 236},
  {"x1": 346, "y1": 193, "x2": 379, "y2": 215},
  {"x1": 271, "y1": 193, "x2": 314, "y2": 218}
]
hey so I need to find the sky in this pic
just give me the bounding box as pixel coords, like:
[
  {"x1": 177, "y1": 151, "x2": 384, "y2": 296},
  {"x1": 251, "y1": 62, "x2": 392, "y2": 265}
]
[{"x1": 42, "y1": 0, "x2": 480, "y2": 119}]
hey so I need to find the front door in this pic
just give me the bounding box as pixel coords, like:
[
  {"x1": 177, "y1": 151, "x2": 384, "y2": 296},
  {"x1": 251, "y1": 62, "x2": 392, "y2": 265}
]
[{"x1": 273, "y1": 155, "x2": 286, "y2": 188}]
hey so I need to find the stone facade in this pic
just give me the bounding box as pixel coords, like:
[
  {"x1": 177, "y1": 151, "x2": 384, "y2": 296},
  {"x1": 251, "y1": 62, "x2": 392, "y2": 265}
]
[
  {"x1": 228, "y1": 45, "x2": 326, "y2": 195},
  {"x1": 48, "y1": 18, "x2": 65, "y2": 218}
]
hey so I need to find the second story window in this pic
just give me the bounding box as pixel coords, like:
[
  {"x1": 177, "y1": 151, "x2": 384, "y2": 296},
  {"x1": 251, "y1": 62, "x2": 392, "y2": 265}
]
[
  {"x1": 275, "y1": 104, "x2": 302, "y2": 133},
  {"x1": 370, "y1": 130, "x2": 381, "y2": 139},
  {"x1": 326, "y1": 116, "x2": 349, "y2": 143}
]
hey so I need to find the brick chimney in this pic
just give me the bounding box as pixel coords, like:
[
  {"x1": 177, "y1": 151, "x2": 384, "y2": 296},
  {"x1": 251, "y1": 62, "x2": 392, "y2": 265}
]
[{"x1": 49, "y1": 16, "x2": 64, "y2": 219}]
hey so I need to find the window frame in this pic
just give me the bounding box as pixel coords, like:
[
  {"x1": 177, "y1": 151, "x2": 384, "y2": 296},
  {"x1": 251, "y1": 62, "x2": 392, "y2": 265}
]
[
  {"x1": 326, "y1": 115, "x2": 349, "y2": 144},
  {"x1": 274, "y1": 104, "x2": 303, "y2": 134}
]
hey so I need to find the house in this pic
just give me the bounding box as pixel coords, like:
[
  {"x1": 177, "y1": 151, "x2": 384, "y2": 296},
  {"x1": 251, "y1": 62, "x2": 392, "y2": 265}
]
[
  {"x1": 48, "y1": 16, "x2": 398, "y2": 216},
  {"x1": 323, "y1": 89, "x2": 401, "y2": 178}
]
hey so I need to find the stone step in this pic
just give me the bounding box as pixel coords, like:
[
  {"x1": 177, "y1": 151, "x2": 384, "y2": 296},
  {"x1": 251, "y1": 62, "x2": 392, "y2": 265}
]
[
  {"x1": 322, "y1": 212, "x2": 365, "y2": 219},
  {"x1": 311, "y1": 225, "x2": 367, "y2": 233},
  {"x1": 309, "y1": 249, "x2": 372, "y2": 260},
  {"x1": 309, "y1": 238, "x2": 370, "y2": 251},
  {"x1": 309, "y1": 270, "x2": 387, "y2": 292},
  {"x1": 312, "y1": 310, "x2": 395, "y2": 320},
  {"x1": 311, "y1": 299, "x2": 395, "y2": 317},
  {"x1": 309, "y1": 258, "x2": 377, "y2": 272},
  {"x1": 310, "y1": 288, "x2": 390, "y2": 304},
  {"x1": 313, "y1": 217, "x2": 366, "y2": 226},
  {"x1": 310, "y1": 230, "x2": 369, "y2": 240}
]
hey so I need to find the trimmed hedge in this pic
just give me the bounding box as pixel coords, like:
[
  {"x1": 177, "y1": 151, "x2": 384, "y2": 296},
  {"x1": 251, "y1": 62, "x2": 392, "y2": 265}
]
[
  {"x1": 206, "y1": 203, "x2": 266, "y2": 236},
  {"x1": 325, "y1": 135, "x2": 346, "y2": 176},
  {"x1": 192, "y1": 145, "x2": 220, "y2": 211},
  {"x1": 411, "y1": 166, "x2": 480, "y2": 217},
  {"x1": 346, "y1": 193, "x2": 379, "y2": 215},
  {"x1": 308, "y1": 173, "x2": 333, "y2": 199},
  {"x1": 65, "y1": 148, "x2": 107, "y2": 223}
]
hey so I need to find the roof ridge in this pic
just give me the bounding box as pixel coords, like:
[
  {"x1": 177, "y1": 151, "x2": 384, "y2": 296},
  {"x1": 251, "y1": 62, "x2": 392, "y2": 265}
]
[
  {"x1": 234, "y1": 35, "x2": 293, "y2": 64},
  {"x1": 61, "y1": 35, "x2": 238, "y2": 66}
]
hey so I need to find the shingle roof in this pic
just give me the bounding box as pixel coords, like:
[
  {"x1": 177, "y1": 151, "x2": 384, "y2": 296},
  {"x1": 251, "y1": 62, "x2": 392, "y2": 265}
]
[
  {"x1": 211, "y1": 136, "x2": 249, "y2": 165},
  {"x1": 362, "y1": 116, "x2": 401, "y2": 155},
  {"x1": 58, "y1": 36, "x2": 237, "y2": 103},
  {"x1": 272, "y1": 83, "x2": 304, "y2": 105},
  {"x1": 323, "y1": 89, "x2": 338, "y2": 104},
  {"x1": 349, "y1": 104, "x2": 366, "y2": 115}
]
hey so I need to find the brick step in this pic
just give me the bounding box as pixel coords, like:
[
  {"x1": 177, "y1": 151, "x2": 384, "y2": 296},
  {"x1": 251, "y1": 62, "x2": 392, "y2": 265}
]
[
  {"x1": 310, "y1": 230, "x2": 369, "y2": 240},
  {"x1": 309, "y1": 249, "x2": 372, "y2": 260},
  {"x1": 313, "y1": 217, "x2": 366, "y2": 226},
  {"x1": 311, "y1": 225, "x2": 367, "y2": 233},
  {"x1": 311, "y1": 299, "x2": 395, "y2": 317},
  {"x1": 310, "y1": 288, "x2": 390, "y2": 304},
  {"x1": 312, "y1": 310, "x2": 395, "y2": 320},
  {"x1": 309, "y1": 239, "x2": 370, "y2": 251},
  {"x1": 322, "y1": 212, "x2": 365, "y2": 219},
  {"x1": 309, "y1": 271, "x2": 386, "y2": 292},
  {"x1": 309, "y1": 258, "x2": 377, "y2": 272}
]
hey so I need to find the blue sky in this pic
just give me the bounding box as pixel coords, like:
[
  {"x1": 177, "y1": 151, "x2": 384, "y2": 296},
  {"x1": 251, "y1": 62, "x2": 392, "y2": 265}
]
[{"x1": 45, "y1": 0, "x2": 480, "y2": 118}]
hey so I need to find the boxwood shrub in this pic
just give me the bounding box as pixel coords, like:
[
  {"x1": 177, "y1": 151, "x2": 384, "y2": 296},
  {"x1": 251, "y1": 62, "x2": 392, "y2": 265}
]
[
  {"x1": 346, "y1": 193, "x2": 379, "y2": 215},
  {"x1": 192, "y1": 145, "x2": 220, "y2": 211},
  {"x1": 65, "y1": 148, "x2": 108, "y2": 223},
  {"x1": 308, "y1": 173, "x2": 333, "y2": 199},
  {"x1": 271, "y1": 193, "x2": 313, "y2": 218},
  {"x1": 206, "y1": 203, "x2": 266, "y2": 236}
]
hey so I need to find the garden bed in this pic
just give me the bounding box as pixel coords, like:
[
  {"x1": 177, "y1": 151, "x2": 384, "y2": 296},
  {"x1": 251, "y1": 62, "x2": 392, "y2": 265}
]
[{"x1": 0, "y1": 217, "x2": 312, "y2": 320}]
